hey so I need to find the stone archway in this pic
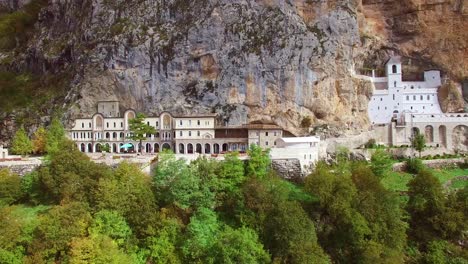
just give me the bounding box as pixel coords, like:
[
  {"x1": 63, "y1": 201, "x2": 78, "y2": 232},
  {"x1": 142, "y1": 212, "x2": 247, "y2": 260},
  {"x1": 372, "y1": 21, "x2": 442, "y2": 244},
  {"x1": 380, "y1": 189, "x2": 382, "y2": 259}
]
[
  {"x1": 80, "y1": 143, "x2": 86, "y2": 152},
  {"x1": 88, "y1": 143, "x2": 93, "y2": 153},
  {"x1": 146, "y1": 143, "x2": 152, "y2": 153},
  {"x1": 204, "y1": 144, "x2": 211, "y2": 154},
  {"x1": 196, "y1": 143, "x2": 202, "y2": 154},
  {"x1": 452, "y1": 125, "x2": 468, "y2": 152},
  {"x1": 154, "y1": 143, "x2": 160, "y2": 153},
  {"x1": 222, "y1": 143, "x2": 228, "y2": 152},
  {"x1": 425, "y1": 125, "x2": 434, "y2": 143},
  {"x1": 179, "y1": 143, "x2": 185, "y2": 154},
  {"x1": 213, "y1": 143, "x2": 220, "y2": 154},
  {"x1": 187, "y1": 143, "x2": 194, "y2": 154},
  {"x1": 439, "y1": 125, "x2": 447, "y2": 148},
  {"x1": 95, "y1": 143, "x2": 102, "y2": 153},
  {"x1": 113, "y1": 143, "x2": 118, "y2": 153},
  {"x1": 162, "y1": 143, "x2": 171, "y2": 151}
]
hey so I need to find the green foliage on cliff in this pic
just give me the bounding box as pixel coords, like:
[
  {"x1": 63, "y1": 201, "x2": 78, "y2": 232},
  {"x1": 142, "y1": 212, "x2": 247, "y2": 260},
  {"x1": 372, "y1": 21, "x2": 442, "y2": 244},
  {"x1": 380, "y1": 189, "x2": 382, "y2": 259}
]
[{"x1": 0, "y1": 0, "x2": 47, "y2": 51}]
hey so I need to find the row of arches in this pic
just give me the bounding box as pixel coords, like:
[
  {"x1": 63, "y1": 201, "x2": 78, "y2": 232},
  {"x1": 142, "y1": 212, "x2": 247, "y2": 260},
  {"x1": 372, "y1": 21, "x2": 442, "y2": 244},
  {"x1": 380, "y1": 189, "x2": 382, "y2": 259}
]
[
  {"x1": 176, "y1": 143, "x2": 247, "y2": 154},
  {"x1": 77, "y1": 141, "x2": 251, "y2": 154},
  {"x1": 78, "y1": 142, "x2": 172, "y2": 153},
  {"x1": 412, "y1": 125, "x2": 467, "y2": 149}
]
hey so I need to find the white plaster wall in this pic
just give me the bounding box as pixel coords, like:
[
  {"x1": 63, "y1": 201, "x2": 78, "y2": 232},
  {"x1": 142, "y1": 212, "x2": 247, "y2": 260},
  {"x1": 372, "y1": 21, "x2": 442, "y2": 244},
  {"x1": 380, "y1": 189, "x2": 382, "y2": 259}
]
[
  {"x1": 270, "y1": 147, "x2": 319, "y2": 170},
  {"x1": 175, "y1": 129, "x2": 215, "y2": 139},
  {"x1": 173, "y1": 117, "x2": 215, "y2": 129},
  {"x1": 368, "y1": 61, "x2": 443, "y2": 124}
]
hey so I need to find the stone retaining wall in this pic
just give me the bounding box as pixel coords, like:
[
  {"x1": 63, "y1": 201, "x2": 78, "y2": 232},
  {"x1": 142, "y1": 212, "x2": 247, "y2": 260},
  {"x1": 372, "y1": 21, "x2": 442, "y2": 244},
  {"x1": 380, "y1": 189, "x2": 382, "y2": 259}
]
[
  {"x1": 392, "y1": 158, "x2": 466, "y2": 172},
  {"x1": 271, "y1": 159, "x2": 303, "y2": 182},
  {"x1": 0, "y1": 163, "x2": 41, "y2": 176}
]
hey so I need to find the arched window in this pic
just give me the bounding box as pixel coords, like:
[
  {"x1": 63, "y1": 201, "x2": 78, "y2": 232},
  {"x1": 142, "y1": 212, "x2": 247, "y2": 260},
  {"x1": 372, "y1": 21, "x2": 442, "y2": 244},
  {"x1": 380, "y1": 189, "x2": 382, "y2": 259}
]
[
  {"x1": 394, "y1": 81, "x2": 397, "y2": 87},
  {"x1": 392, "y1": 65, "x2": 397, "y2": 73}
]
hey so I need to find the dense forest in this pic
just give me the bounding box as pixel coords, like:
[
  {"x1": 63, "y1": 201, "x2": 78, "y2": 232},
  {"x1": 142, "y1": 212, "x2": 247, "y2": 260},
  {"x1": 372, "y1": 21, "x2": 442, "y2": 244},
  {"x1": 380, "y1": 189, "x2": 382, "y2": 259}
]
[{"x1": 0, "y1": 122, "x2": 467, "y2": 263}]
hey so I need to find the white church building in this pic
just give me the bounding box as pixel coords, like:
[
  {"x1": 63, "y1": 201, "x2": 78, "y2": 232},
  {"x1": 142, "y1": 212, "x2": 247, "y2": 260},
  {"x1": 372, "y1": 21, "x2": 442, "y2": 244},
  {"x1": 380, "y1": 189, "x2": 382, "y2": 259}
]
[
  {"x1": 367, "y1": 56, "x2": 442, "y2": 124},
  {"x1": 363, "y1": 56, "x2": 468, "y2": 152}
]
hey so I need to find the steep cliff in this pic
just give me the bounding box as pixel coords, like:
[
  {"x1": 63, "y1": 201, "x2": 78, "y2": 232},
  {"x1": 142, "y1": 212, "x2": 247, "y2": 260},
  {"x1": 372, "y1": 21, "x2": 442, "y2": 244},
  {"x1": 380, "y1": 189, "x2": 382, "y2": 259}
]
[{"x1": 0, "y1": 0, "x2": 466, "y2": 144}]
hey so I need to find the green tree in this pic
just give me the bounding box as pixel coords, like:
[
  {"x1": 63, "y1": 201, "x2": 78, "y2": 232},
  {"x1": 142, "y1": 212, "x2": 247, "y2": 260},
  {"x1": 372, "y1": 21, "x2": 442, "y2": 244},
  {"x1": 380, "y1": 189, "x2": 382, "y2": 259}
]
[
  {"x1": 406, "y1": 169, "x2": 446, "y2": 243},
  {"x1": 0, "y1": 206, "x2": 24, "y2": 264},
  {"x1": 11, "y1": 127, "x2": 32, "y2": 156},
  {"x1": 304, "y1": 162, "x2": 407, "y2": 262},
  {"x1": 38, "y1": 140, "x2": 111, "y2": 204},
  {"x1": 246, "y1": 144, "x2": 270, "y2": 179},
  {"x1": 26, "y1": 202, "x2": 92, "y2": 262},
  {"x1": 211, "y1": 227, "x2": 270, "y2": 264},
  {"x1": 370, "y1": 148, "x2": 393, "y2": 179},
  {"x1": 153, "y1": 151, "x2": 214, "y2": 210},
  {"x1": 0, "y1": 169, "x2": 22, "y2": 206},
  {"x1": 127, "y1": 113, "x2": 156, "y2": 154},
  {"x1": 89, "y1": 210, "x2": 132, "y2": 247},
  {"x1": 182, "y1": 208, "x2": 220, "y2": 262},
  {"x1": 145, "y1": 218, "x2": 183, "y2": 264},
  {"x1": 242, "y1": 173, "x2": 329, "y2": 263},
  {"x1": 45, "y1": 117, "x2": 65, "y2": 155},
  {"x1": 68, "y1": 234, "x2": 133, "y2": 264},
  {"x1": 32, "y1": 126, "x2": 47, "y2": 155},
  {"x1": 411, "y1": 133, "x2": 426, "y2": 158},
  {"x1": 95, "y1": 162, "x2": 157, "y2": 237}
]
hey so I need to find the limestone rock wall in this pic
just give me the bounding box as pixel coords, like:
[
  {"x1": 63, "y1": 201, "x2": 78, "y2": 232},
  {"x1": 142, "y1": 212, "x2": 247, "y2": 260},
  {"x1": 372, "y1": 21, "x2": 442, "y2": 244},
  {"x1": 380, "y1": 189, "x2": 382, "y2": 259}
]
[{"x1": 0, "y1": 0, "x2": 466, "y2": 145}]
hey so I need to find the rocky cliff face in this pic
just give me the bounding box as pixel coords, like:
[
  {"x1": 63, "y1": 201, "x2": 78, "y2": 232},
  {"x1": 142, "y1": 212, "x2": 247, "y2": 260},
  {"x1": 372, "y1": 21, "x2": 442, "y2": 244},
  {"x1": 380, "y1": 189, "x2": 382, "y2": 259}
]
[{"x1": 0, "y1": 0, "x2": 466, "y2": 144}]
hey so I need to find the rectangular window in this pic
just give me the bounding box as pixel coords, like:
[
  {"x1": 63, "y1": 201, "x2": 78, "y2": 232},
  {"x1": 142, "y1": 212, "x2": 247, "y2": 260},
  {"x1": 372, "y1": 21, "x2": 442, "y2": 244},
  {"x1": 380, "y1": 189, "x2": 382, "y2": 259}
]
[
  {"x1": 413, "y1": 95, "x2": 416, "y2": 100},
  {"x1": 406, "y1": 96, "x2": 409, "y2": 101},
  {"x1": 265, "y1": 132, "x2": 269, "y2": 136},
  {"x1": 180, "y1": 131, "x2": 182, "y2": 136},
  {"x1": 189, "y1": 120, "x2": 192, "y2": 126},
  {"x1": 197, "y1": 131, "x2": 200, "y2": 136},
  {"x1": 393, "y1": 94, "x2": 395, "y2": 100},
  {"x1": 121, "y1": 122, "x2": 123, "y2": 127},
  {"x1": 197, "y1": 120, "x2": 200, "y2": 125},
  {"x1": 106, "y1": 123, "x2": 109, "y2": 128},
  {"x1": 89, "y1": 123, "x2": 91, "y2": 128},
  {"x1": 114, "y1": 122, "x2": 116, "y2": 128},
  {"x1": 265, "y1": 141, "x2": 268, "y2": 146},
  {"x1": 180, "y1": 120, "x2": 182, "y2": 126},
  {"x1": 189, "y1": 131, "x2": 192, "y2": 136},
  {"x1": 427, "y1": 95, "x2": 430, "y2": 100},
  {"x1": 274, "y1": 132, "x2": 277, "y2": 136},
  {"x1": 82, "y1": 123, "x2": 84, "y2": 128}
]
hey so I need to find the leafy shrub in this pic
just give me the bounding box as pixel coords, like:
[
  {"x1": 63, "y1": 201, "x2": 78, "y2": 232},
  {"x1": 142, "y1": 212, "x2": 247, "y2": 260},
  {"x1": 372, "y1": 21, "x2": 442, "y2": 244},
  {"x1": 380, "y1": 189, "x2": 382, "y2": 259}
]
[
  {"x1": 405, "y1": 158, "x2": 425, "y2": 174},
  {"x1": 0, "y1": 169, "x2": 23, "y2": 206},
  {"x1": 300, "y1": 116, "x2": 312, "y2": 128},
  {"x1": 365, "y1": 138, "x2": 376, "y2": 149}
]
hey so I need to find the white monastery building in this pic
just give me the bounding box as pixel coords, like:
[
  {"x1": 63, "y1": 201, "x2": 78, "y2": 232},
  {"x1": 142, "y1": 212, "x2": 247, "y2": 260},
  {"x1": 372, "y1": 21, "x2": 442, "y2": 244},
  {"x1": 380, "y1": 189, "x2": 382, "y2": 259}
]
[
  {"x1": 363, "y1": 56, "x2": 468, "y2": 152},
  {"x1": 270, "y1": 137, "x2": 320, "y2": 169},
  {"x1": 368, "y1": 56, "x2": 442, "y2": 124},
  {"x1": 68, "y1": 101, "x2": 321, "y2": 171}
]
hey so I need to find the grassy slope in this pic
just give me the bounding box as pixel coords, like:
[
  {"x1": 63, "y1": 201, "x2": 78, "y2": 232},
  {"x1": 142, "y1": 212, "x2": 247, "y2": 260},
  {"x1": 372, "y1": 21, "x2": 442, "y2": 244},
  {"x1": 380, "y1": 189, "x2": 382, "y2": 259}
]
[{"x1": 381, "y1": 168, "x2": 468, "y2": 192}]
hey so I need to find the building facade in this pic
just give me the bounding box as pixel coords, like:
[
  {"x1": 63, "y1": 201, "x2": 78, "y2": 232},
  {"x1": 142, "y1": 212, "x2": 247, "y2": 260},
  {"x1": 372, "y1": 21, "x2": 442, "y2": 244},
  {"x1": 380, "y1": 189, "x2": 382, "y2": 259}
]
[
  {"x1": 363, "y1": 57, "x2": 468, "y2": 152},
  {"x1": 270, "y1": 137, "x2": 320, "y2": 170},
  {"x1": 68, "y1": 102, "x2": 292, "y2": 155},
  {"x1": 367, "y1": 56, "x2": 442, "y2": 124}
]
